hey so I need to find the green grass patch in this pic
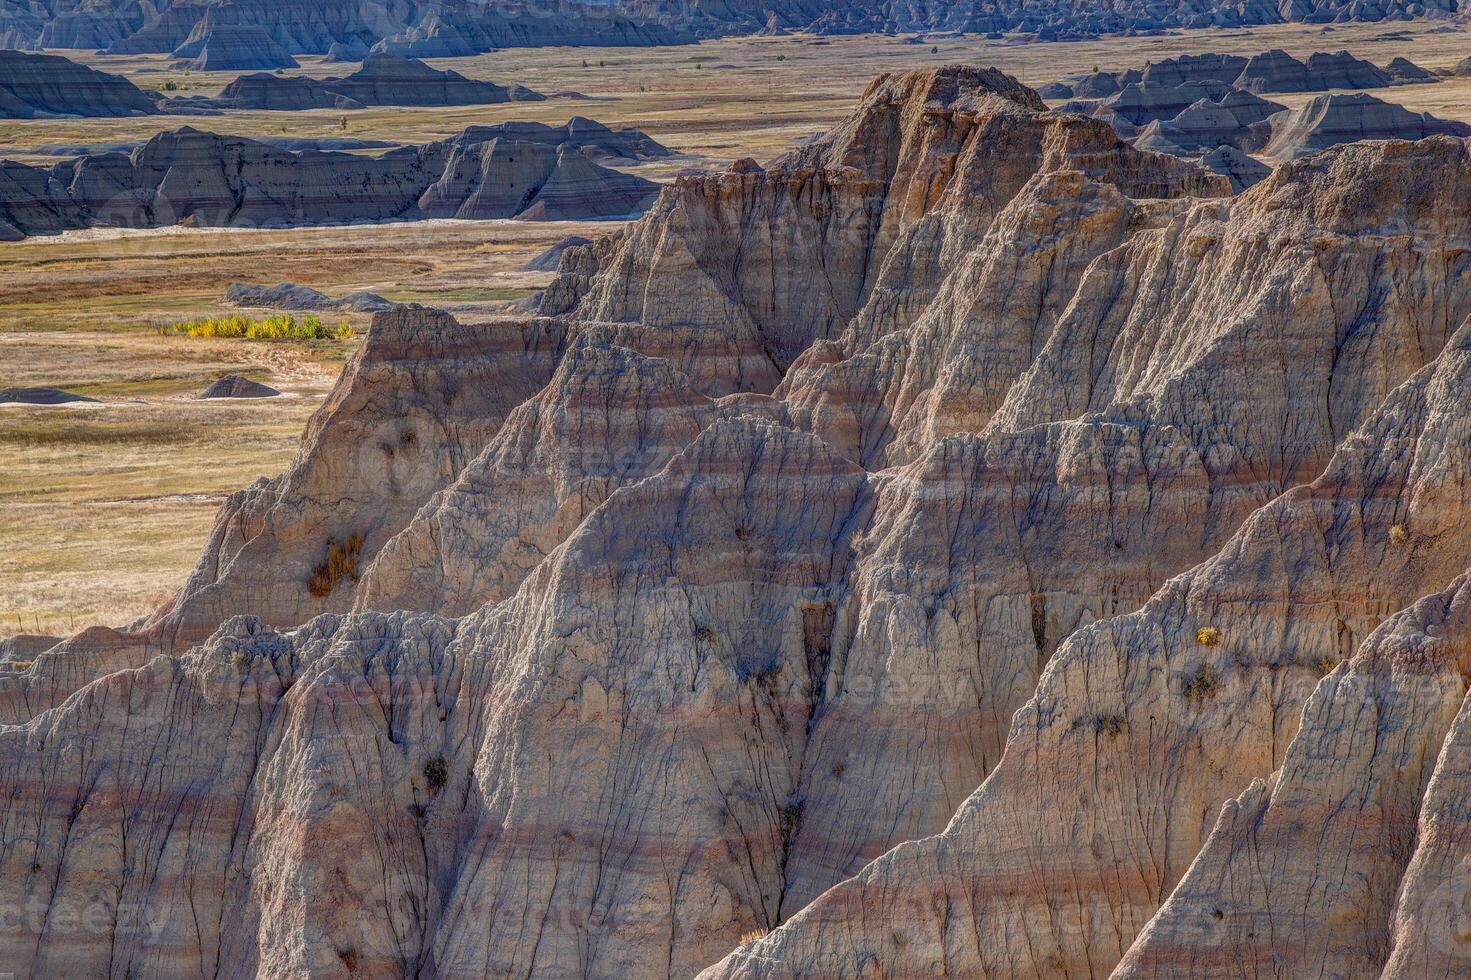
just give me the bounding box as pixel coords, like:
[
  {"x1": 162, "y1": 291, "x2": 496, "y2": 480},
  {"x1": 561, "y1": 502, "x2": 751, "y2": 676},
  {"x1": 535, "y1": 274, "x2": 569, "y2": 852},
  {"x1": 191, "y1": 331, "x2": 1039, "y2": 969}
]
[{"x1": 158, "y1": 313, "x2": 353, "y2": 341}]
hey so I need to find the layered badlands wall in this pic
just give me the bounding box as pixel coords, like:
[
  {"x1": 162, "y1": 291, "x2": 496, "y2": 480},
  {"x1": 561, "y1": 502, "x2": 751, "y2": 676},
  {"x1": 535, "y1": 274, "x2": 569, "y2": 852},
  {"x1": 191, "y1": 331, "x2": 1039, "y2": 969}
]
[{"x1": 6, "y1": 65, "x2": 1471, "y2": 978}]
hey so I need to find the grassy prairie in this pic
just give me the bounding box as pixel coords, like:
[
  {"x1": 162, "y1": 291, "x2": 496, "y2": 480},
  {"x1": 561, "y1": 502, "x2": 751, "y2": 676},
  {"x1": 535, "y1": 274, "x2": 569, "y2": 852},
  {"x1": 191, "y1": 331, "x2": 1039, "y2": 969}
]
[
  {"x1": 0, "y1": 218, "x2": 604, "y2": 635},
  {"x1": 0, "y1": 398, "x2": 313, "y2": 634},
  {"x1": 1, "y1": 21, "x2": 1469, "y2": 636}
]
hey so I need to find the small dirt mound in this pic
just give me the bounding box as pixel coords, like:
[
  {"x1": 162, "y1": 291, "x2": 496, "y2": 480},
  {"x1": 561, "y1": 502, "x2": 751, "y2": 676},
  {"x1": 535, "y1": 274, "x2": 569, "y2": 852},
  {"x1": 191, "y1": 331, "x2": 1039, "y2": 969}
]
[
  {"x1": 522, "y1": 236, "x2": 593, "y2": 272},
  {"x1": 199, "y1": 375, "x2": 280, "y2": 399},
  {"x1": 0, "y1": 386, "x2": 97, "y2": 405}
]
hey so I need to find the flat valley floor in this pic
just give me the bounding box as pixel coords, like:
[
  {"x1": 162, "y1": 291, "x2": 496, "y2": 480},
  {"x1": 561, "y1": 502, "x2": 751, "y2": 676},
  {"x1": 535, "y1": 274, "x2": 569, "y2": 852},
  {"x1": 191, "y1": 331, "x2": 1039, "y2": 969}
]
[{"x1": 4, "y1": 20, "x2": 1471, "y2": 634}]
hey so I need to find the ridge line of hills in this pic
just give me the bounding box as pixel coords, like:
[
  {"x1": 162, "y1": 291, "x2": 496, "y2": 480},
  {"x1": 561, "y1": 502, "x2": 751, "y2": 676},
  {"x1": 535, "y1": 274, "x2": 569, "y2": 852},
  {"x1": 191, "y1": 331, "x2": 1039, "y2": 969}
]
[{"x1": 0, "y1": 0, "x2": 1463, "y2": 59}]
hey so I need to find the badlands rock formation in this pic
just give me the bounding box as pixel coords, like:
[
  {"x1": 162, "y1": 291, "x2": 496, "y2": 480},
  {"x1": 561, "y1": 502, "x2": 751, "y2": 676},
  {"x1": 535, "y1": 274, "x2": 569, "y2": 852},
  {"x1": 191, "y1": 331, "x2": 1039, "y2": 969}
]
[
  {"x1": 200, "y1": 374, "x2": 280, "y2": 398},
  {"x1": 225, "y1": 283, "x2": 393, "y2": 313},
  {"x1": 0, "y1": 0, "x2": 1457, "y2": 52},
  {"x1": 1235, "y1": 47, "x2": 1389, "y2": 91},
  {"x1": 86, "y1": 0, "x2": 693, "y2": 58},
  {"x1": 210, "y1": 54, "x2": 545, "y2": 110},
  {"x1": 1047, "y1": 48, "x2": 1430, "y2": 102},
  {"x1": 1059, "y1": 50, "x2": 1459, "y2": 167},
  {"x1": 707, "y1": 131, "x2": 1471, "y2": 980},
  {"x1": 324, "y1": 37, "x2": 371, "y2": 62},
  {"x1": 368, "y1": 3, "x2": 695, "y2": 57},
  {"x1": 1132, "y1": 89, "x2": 1285, "y2": 154},
  {"x1": 0, "y1": 125, "x2": 661, "y2": 238},
  {"x1": 1199, "y1": 143, "x2": 1271, "y2": 190},
  {"x1": 9, "y1": 62, "x2": 1471, "y2": 980},
  {"x1": 1386, "y1": 54, "x2": 1439, "y2": 83},
  {"x1": 103, "y1": 2, "x2": 221, "y2": 54},
  {"x1": 369, "y1": 0, "x2": 1454, "y2": 43},
  {"x1": 1100, "y1": 78, "x2": 1235, "y2": 128},
  {"x1": 1262, "y1": 92, "x2": 1471, "y2": 161},
  {"x1": 522, "y1": 235, "x2": 593, "y2": 272},
  {"x1": 173, "y1": 23, "x2": 300, "y2": 71},
  {"x1": 0, "y1": 49, "x2": 158, "y2": 119},
  {"x1": 198, "y1": 73, "x2": 366, "y2": 111},
  {"x1": 443, "y1": 118, "x2": 671, "y2": 162}
]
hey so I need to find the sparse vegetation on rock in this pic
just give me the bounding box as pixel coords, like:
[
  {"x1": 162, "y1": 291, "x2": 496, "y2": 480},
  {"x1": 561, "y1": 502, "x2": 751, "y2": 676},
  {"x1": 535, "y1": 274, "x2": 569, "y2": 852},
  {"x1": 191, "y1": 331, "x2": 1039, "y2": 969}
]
[{"x1": 306, "y1": 533, "x2": 364, "y2": 597}]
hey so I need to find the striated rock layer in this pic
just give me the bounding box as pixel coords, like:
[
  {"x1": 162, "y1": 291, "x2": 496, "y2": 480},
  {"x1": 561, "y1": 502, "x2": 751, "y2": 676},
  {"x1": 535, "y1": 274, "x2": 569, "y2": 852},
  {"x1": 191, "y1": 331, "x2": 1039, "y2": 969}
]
[
  {"x1": 707, "y1": 136, "x2": 1471, "y2": 979},
  {"x1": 172, "y1": 22, "x2": 299, "y2": 70},
  {"x1": 0, "y1": 124, "x2": 660, "y2": 239},
  {"x1": 11, "y1": 63, "x2": 1471, "y2": 980},
  {"x1": 1262, "y1": 91, "x2": 1471, "y2": 161},
  {"x1": 0, "y1": 49, "x2": 158, "y2": 119}
]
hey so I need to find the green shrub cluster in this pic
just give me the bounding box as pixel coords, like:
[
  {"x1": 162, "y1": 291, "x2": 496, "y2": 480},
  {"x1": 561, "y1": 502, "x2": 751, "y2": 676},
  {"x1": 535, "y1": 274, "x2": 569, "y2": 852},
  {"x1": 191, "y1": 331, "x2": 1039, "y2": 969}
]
[{"x1": 157, "y1": 313, "x2": 353, "y2": 341}]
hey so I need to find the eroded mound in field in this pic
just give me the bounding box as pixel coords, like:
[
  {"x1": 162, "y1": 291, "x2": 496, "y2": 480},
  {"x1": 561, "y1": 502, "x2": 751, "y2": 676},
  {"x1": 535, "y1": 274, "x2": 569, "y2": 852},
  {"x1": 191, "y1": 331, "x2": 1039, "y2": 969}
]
[{"x1": 205, "y1": 53, "x2": 545, "y2": 110}]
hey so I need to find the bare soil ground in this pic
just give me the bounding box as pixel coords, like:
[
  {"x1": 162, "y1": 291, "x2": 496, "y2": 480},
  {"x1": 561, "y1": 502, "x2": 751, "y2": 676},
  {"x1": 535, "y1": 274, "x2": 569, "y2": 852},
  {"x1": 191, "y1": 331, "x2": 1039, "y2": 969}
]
[{"x1": 1, "y1": 21, "x2": 1468, "y2": 635}]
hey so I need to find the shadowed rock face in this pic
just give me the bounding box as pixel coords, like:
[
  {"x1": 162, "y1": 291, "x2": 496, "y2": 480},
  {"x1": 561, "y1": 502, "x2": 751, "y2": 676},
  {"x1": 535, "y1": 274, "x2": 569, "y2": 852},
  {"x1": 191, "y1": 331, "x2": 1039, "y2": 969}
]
[
  {"x1": 202, "y1": 73, "x2": 367, "y2": 111},
  {"x1": 370, "y1": 2, "x2": 695, "y2": 56},
  {"x1": 0, "y1": 125, "x2": 660, "y2": 238},
  {"x1": 1386, "y1": 55, "x2": 1437, "y2": 83},
  {"x1": 0, "y1": 50, "x2": 158, "y2": 119},
  {"x1": 1234, "y1": 47, "x2": 1395, "y2": 92},
  {"x1": 10, "y1": 63, "x2": 1471, "y2": 980},
  {"x1": 1105, "y1": 78, "x2": 1234, "y2": 126},
  {"x1": 318, "y1": 52, "x2": 542, "y2": 105}
]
